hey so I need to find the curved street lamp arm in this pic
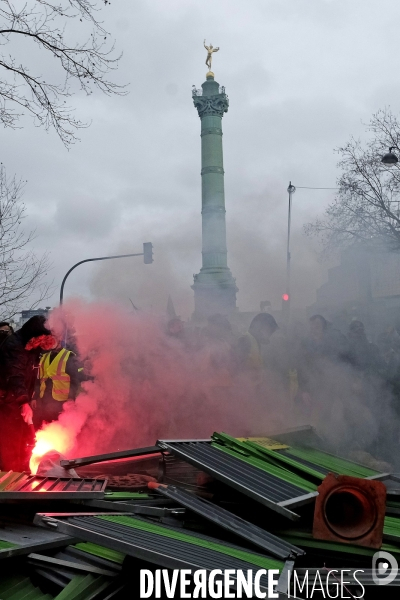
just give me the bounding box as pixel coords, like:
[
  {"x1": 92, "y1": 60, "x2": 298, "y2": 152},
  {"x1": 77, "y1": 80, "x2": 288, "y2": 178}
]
[{"x1": 59, "y1": 252, "x2": 143, "y2": 305}]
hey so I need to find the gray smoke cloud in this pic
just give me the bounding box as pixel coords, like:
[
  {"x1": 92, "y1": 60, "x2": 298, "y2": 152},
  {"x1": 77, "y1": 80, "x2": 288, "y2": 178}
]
[
  {"x1": 28, "y1": 298, "x2": 396, "y2": 475},
  {"x1": 89, "y1": 195, "x2": 328, "y2": 319},
  {"x1": 3, "y1": 0, "x2": 400, "y2": 315},
  {"x1": 5, "y1": 1, "x2": 400, "y2": 471},
  {"x1": 30, "y1": 300, "x2": 298, "y2": 464}
]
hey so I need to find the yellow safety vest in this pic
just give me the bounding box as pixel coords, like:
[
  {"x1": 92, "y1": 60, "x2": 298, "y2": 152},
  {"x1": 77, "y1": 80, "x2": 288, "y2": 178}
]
[
  {"x1": 39, "y1": 349, "x2": 72, "y2": 401},
  {"x1": 243, "y1": 332, "x2": 263, "y2": 369}
]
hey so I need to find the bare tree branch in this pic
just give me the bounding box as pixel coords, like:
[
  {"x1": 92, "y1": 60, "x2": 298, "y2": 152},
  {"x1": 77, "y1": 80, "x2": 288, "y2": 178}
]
[
  {"x1": 0, "y1": 0, "x2": 126, "y2": 146},
  {"x1": 305, "y1": 108, "x2": 400, "y2": 257},
  {"x1": 0, "y1": 164, "x2": 52, "y2": 319}
]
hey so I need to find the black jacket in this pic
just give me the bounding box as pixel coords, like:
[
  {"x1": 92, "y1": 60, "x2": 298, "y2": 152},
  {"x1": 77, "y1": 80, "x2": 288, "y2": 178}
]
[{"x1": 0, "y1": 316, "x2": 51, "y2": 406}]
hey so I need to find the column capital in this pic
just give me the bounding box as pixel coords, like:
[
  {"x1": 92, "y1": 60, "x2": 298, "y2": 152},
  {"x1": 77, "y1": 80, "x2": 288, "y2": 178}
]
[{"x1": 193, "y1": 93, "x2": 229, "y2": 118}]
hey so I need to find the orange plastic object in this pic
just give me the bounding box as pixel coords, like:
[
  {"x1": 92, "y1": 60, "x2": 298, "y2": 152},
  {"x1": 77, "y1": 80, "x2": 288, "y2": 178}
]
[
  {"x1": 313, "y1": 472, "x2": 386, "y2": 549},
  {"x1": 148, "y1": 481, "x2": 166, "y2": 490}
]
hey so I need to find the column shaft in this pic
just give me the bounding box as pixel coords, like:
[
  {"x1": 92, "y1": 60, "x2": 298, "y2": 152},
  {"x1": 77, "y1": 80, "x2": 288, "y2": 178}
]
[{"x1": 192, "y1": 74, "x2": 237, "y2": 319}]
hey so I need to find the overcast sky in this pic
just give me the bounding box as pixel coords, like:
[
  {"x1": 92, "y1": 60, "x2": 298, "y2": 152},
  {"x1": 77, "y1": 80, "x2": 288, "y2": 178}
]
[{"x1": 4, "y1": 0, "x2": 400, "y2": 319}]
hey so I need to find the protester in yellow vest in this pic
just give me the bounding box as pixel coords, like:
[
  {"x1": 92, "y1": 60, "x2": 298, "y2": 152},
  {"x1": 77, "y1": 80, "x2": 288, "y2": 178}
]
[
  {"x1": 236, "y1": 313, "x2": 280, "y2": 386},
  {"x1": 237, "y1": 313, "x2": 299, "y2": 409},
  {"x1": 238, "y1": 314, "x2": 278, "y2": 366},
  {"x1": 32, "y1": 342, "x2": 83, "y2": 429}
]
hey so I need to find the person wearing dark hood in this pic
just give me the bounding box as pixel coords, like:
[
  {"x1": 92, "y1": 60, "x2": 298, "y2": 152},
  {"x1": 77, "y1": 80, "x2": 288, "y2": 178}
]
[
  {"x1": 347, "y1": 320, "x2": 384, "y2": 375},
  {"x1": 347, "y1": 320, "x2": 392, "y2": 460},
  {"x1": 296, "y1": 315, "x2": 351, "y2": 418},
  {"x1": 377, "y1": 326, "x2": 400, "y2": 418},
  {"x1": 297, "y1": 315, "x2": 351, "y2": 390},
  {"x1": 0, "y1": 321, "x2": 14, "y2": 336},
  {"x1": 236, "y1": 313, "x2": 280, "y2": 387},
  {"x1": 0, "y1": 315, "x2": 56, "y2": 471},
  {"x1": 237, "y1": 314, "x2": 278, "y2": 369}
]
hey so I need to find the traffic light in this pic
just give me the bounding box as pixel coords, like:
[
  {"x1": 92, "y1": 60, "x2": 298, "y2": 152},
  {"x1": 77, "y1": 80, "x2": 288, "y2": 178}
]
[
  {"x1": 282, "y1": 293, "x2": 289, "y2": 302},
  {"x1": 143, "y1": 242, "x2": 153, "y2": 264}
]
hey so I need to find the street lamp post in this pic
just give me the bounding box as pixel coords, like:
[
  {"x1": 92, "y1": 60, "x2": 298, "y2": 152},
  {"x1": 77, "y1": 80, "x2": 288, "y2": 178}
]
[
  {"x1": 281, "y1": 184, "x2": 338, "y2": 322},
  {"x1": 282, "y1": 182, "x2": 295, "y2": 321},
  {"x1": 59, "y1": 243, "x2": 153, "y2": 305}
]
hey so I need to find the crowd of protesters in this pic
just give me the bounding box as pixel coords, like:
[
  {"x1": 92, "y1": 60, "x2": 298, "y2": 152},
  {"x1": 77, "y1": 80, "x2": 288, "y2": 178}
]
[
  {"x1": 167, "y1": 311, "x2": 400, "y2": 467},
  {"x1": 0, "y1": 310, "x2": 399, "y2": 473}
]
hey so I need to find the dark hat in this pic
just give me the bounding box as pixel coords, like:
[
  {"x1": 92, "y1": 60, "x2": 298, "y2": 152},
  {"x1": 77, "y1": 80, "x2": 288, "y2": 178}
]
[
  {"x1": 349, "y1": 320, "x2": 365, "y2": 333},
  {"x1": 18, "y1": 315, "x2": 51, "y2": 344}
]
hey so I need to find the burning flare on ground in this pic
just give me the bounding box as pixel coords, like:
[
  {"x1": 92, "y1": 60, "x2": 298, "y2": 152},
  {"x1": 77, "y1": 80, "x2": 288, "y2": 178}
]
[{"x1": 29, "y1": 422, "x2": 72, "y2": 474}]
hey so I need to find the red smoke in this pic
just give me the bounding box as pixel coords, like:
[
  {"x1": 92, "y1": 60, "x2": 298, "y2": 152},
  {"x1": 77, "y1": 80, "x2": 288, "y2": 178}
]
[{"x1": 32, "y1": 299, "x2": 291, "y2": 461}]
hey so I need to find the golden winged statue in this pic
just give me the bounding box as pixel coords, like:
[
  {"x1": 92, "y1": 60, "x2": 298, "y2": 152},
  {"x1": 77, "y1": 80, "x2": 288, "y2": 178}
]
[{"x1": 204, "y1": 39, "x2": 219, "y2": 72}]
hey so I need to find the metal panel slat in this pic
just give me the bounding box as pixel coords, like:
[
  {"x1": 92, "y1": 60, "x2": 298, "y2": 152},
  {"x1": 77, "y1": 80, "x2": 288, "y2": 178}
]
[
  {"x1": 85, "y1": 523, "x2": 266, "y2": 572},
  {"x1": 49, "y1": 479, "x2": 68, "y2": 492},
  {"x1": 8, "y1": 474, "x2": 34, "y2": 491},
  {"x1": 168, "y1": 442, "x2": 293, "y2": 502},
  {"x1": 94, "y1": 480, "x2": 106, "y2": 492},
  {"x1": 63, "y1": 478, "x2": 75, "y2": 491},
  {"x1": 0, "y1": 471, "x2": 14, "y2": 489},
  {"x1": 187, "y1": 443, "x2": 306, "y2": 499},
  {"x1": 27, "y1": 553, "x2": 119, "y2": 577},
  {"x1": 157, "y1": 441, "x2": 314, "y2": 519},
  {"x1": 36, "y1": 514, "x2": 284, "y2": 594},
  {"x1": 0, "y1": 475, "x2": 107, "y2": 500},
  {"x1": 154, "y1": 485, "x2": 305, "y2": 559},
  {"x1": 45, "y1": 478, "x2": 63, "y2": 492},
  {"x1": 35, "y1": 477, "x2": 51, "y2": 491},
  {"x1": 18, "y1": 476, "x2": 44, "y2": 491},
  {"x1": 182, "y1": 442, "x2": 306, "y2": 498},
  {"x1": 168, "y1": 443, "x2": 285, "y2": 499},
  {"x1": 76, "y1": 479, "x2": 87, "y2": 491},
  {"x1": 278, "y1": 452, "x2": 329, "y2": 475},
  {"x1": 75, "y1": 517, "x2": 285, "y2": 592},
  {"x1": 0, "y1": 472, "x2": 27, "y2": 490}
]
